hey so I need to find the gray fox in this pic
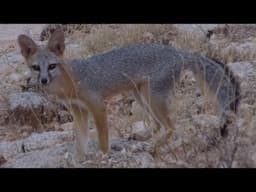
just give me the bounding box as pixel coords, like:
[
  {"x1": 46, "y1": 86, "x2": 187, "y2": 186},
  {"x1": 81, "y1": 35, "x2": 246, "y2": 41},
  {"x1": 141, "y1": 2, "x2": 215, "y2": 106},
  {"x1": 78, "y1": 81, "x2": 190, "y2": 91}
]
[{"x1": 17, "y1": 29, "x2": 240, "y2": 156}]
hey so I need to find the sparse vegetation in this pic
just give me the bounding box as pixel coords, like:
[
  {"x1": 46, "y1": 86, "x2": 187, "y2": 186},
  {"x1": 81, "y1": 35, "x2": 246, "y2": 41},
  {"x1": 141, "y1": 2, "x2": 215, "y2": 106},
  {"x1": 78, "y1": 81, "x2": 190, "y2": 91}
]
[{"x1": 0, "y1": 24, "x2": 255, "y2": 167}]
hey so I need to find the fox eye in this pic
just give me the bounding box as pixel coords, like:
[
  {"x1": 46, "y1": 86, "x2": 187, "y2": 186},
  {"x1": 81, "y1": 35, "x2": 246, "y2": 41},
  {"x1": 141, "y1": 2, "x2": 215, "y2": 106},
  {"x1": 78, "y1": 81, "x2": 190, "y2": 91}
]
[
  {"x1": 31, "y1": 65, "x2": 40, "y2": 71},
  {"x1": 48, "y1": 63, "x2": 57, "y2": 70}
]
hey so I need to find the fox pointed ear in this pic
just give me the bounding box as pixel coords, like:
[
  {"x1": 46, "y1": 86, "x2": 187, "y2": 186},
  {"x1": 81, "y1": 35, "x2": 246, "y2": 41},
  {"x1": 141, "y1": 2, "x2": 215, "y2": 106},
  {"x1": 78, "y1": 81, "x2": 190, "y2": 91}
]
[
  {"x1": 17, "y1": 35, "x2": 38, "y2": 60},
  {"x1": 47, "y1": 29, "x2": 65, "y2": 56}
]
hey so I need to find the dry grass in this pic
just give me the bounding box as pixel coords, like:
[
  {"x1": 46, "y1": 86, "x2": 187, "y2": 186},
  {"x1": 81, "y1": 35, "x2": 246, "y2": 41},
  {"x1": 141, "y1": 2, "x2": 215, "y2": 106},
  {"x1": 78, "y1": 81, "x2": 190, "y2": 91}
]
[
  {"x1": 47, "y1": 24, "x2": 256, "y2": 63},
  {"x1": 75, "y1": 24, "x2": 176, "y2": 57},
  {"x1": 63, "y1": 24, "x2": 256, "y2": 64},
  {"x1": 1, "y1": 24, "x2": 256, "y2": 167}
]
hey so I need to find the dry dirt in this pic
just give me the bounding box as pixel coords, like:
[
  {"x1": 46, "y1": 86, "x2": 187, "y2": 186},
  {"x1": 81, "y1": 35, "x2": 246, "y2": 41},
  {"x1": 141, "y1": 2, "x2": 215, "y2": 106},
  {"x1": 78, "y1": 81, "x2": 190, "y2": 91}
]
[{"x1": 0, "y1": 24, "x2": 255, "y2": 168}]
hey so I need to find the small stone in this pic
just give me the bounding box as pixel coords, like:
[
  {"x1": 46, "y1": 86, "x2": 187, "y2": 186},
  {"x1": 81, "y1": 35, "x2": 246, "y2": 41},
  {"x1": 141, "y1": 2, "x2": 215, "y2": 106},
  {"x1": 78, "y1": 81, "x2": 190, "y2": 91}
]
[
  {"x1": 101, "y1": 161, "x2": 107, "y2": 164},
  {"x1": 131, "y1": 121, "x2": 151, "y2": 141},
  {"x1": 64, "y1": 152, "x2": 71, "y2": 160},
  {"x1": 131, "y1": 144, "x2": 137, "y2": 152},
  {"x1": 8, "y1": 73, "x2": 23, "y2": 83},
  {"x1": 121, "y1": 148, "x2": 126, "y2": 154}
]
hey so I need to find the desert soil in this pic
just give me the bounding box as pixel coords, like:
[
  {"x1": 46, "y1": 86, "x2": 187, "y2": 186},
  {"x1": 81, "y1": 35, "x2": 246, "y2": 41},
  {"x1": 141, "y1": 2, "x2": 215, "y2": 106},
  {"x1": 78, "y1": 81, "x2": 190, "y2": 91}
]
[{"x1": 0, "y1": 24, "x2": 256, "y2": 168}]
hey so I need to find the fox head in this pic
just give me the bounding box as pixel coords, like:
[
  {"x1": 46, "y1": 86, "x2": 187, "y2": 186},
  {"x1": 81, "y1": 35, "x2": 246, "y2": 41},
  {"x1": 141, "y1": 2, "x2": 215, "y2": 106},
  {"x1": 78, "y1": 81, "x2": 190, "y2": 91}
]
[{"x1": 18, "y1": 29, "x2": 65, "y2": 86}]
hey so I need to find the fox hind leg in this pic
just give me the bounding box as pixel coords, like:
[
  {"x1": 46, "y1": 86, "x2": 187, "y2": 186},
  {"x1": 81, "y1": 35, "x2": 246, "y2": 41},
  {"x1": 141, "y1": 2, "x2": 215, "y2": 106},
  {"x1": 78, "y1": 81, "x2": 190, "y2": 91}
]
[
  {"x1": 149, "y1": 91, "x2": 175, "y2": 135},
  {"x1": 133, "y1": 83, "x2": 162, "y2": 131},
  {"x1": 142, "y1": 79, "x2": 176, "y2": 152}
]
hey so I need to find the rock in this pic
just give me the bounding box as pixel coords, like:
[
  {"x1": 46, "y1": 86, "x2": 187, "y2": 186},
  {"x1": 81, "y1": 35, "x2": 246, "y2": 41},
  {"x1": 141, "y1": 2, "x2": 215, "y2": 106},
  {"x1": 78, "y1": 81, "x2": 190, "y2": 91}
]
[
  {"x1": 131, "y1": 121, "x2": 152, "y2": 141},
  {"x1": 1, "y1": 143, "x2": 73, "y2": 168},
  {"x1": 239, "y1": 103, "x2": 254, "y2": 119},
  {"x1": 0, "y1": 129, "x2": 73, "y2": 161},
  {"x1": 6, "y1": 92, "x2": 53, "y2": 128},
  {"x1": 134, "y1": 152, "x2": 155, "y2": 167},
  {"x1": 0, "y1": 24, "x2": 45, "y2": 42},
  {"x1": 0, "y1": 52, "x2": 23, "y2": 75},
  {"x1": 7, "y1": 73, "x2": 23, "y2": 83},
  {"x1": 228, "y1": 62, "x2": 256, "y2": 79},
  {"x1": 6, "y1": 92, "x2": 73, "y2": 128},
  {"x1": 8, "y1": 92, "x2": 50, "y2": 110},
  {"x1": 1, "y1": 136, "x2": 156, "y2": 168},
  {"x1": 192, "y1": 114, "x2": 219, "y2": 128},
  {"x1": 227, "y1": 62, "x2": 256, "y2": 106}
]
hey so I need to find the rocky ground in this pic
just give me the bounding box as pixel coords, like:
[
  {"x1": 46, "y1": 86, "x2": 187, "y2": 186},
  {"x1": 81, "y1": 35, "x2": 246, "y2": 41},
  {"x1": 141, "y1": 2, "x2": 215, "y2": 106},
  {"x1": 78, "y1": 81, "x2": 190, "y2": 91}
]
[{"x1": 0, "y1": 24, "x2": 255, "y2": 168}]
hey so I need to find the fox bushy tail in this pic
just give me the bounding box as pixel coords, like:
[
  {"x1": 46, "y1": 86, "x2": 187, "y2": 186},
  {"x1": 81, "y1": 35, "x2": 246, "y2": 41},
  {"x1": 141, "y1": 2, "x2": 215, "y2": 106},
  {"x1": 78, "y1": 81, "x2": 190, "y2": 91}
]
[{"x1": 184, "y1": 53, "x2": 240, "y2": 136}]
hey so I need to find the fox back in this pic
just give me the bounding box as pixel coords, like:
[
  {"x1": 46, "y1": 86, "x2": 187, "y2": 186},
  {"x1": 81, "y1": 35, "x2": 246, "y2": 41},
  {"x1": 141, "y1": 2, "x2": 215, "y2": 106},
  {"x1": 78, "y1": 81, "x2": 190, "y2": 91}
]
[{"x1": 68, "y1": 43, "x2": 191, "y2": 97}]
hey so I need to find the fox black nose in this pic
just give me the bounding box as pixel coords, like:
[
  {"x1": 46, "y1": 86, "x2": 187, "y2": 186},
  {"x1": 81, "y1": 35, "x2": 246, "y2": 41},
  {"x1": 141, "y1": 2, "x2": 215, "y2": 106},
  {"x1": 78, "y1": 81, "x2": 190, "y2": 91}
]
[{"x1": 41, "y1": 78, "x2": 48, "y2": 85}]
